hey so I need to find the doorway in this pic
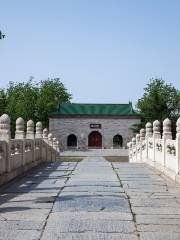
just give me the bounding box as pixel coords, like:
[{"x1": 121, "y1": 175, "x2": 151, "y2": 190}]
[
  {"x1": 113, "y1": 134, "x2": 123, "y2": 148},
  {"x1": 88, "y1": 131, "x2": 102, "y2": 148},
  {"x1": 67, "y1": 134, "x2": 77, "y2": 147}
]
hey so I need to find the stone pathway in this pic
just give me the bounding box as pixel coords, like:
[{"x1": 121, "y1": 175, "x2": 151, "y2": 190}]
[
  {"x1": 0, "y1": 157, "x2": 180, "y2": 239},
  {"x1": 0, "y1": 161, "x2": 77, "y2": 240}
]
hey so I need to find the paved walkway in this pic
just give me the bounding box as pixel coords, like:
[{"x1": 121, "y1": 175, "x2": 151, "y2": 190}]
[
  {"x1": 0, "y1": 157, "x2": 180, "y2": 240},
  {"x1": 60, "y1": 148, "x2": 128, "y2": 156}
]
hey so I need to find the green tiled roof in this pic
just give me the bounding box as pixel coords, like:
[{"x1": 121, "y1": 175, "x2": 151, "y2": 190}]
[{"x1": 51, "y1": 103, "x2": 139, "y2": 116}]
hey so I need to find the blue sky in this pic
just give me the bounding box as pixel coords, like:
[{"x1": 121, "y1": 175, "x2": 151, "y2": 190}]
[{"x1": 0, "y1": 0, "x2": 180, "y2": 105}]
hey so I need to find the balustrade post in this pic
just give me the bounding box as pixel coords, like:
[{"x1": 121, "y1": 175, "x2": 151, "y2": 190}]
[
  {"x1": 153, "y1": 120, "x2": 161, "y2": 165},
  {"x1": 136, "y1": 134, "x2": 140, "y2": 144},
  {"x1": 163, "y1": 118, "x2": 172, "y2": 139},
  {"x1": 146, "y1": 122, "x2": 153, "y2": 138},
  {"x1": 176, "y1": 117, "x2": 180, "y2": 175},
  {"x1": 0, "y1": 114, "x2": 11, "y2": 142},
  {"x1": 56, "y1": 140, "x2": 60, "y2": 153},
  {"x1": 48, "y1": 133, "x2": 53, "y2": 146},
  {"x1": 145, "y1": 122, "x2": 153, "y2": 161},
  {"x1": 0, "y1": 114, "x2": 11, "y2": 172},
  {"x1": 48, "y1": 133, "x2": 53, "y2": 162},
  {"x1": 132, "y1": 137, "x2": 136, "y2": 162},
  {"x1": 128, "y1": 141, "x2": 132, "y2": 161},
  {"x1": 41, "y1": 128, "x2": 49, "y2": 162},
  {"x1": 140, "y1": 128, "x2": 145, "y2": 162},
  {"x1": 53, "y1": 137, "x2": 57, "y2": 149},
  {"x1": 15, "y1": 117, "x2": 25, "y2": 166},
  {"x1": 140, "y1": 128, "x2": 145, "y2": 141},
  {"x1": 15, "y1": 117, "x2": 25, "y2": 139},
  {"x1": 43, "y1": 128, "x2": 48, "y2": 141},
  {"x1": 26, "y1": 120, "x2": 35, "y2": 163},
  {"x1": 162, "y1": 118, "x2": 172, "y2": 169},
  {"x1": 35, "y1": 122, "x2": 43, "y2": 139},
  {"x1": 53, "y1": 137, "x2": 58, "y2": 161},
  {"x1": 26, "y1": 120, "x2": 34, "y2": 139},
  {"x1": 136, "y1": 133, "x2": 141, "y2": 162}
]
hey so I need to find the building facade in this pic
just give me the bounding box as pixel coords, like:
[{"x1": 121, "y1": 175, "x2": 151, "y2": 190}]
[{"x1": 49, "y1": 103, "x2": 141, "y2": 149}]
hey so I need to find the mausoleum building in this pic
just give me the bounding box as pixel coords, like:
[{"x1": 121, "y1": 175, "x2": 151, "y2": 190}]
[{"x1": 49, "y1": 103, "x2": 140, "y2": 149}]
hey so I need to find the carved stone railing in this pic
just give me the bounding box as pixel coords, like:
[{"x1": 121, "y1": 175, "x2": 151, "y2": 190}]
[
  {"x1": 0, "y1": 114, "x2": 60, "y2": 185},
  {"x1": 127, "y1": 117, "x2": 180, "y2": 183}
]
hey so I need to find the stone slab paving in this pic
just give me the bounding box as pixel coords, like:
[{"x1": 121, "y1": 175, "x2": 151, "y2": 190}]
[
  {"x1": 41, "y1": 157, "x2": 138, "y2": 240},
  {"x1": 0, "y1": 157, "x2": 180, "y2": 240},
  {"x1": 113, "y1": 162, "x2": 180, "y2": 240},
  {"x1": 60, "y1": 148, "x2": 128, "y2": 157},
  {"x1": 0, "y1": 162, "x2": 77, "y2": 240}
]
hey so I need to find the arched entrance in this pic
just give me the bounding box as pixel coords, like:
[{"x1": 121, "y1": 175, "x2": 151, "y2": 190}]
[
  {"x1": 113, "y1": 134, "x2": 123, "y2": 148},
  {"x1": 88, "y1": 131, "x2": 102, "y2": 148},
  {"x1": 67, "y1": 134, "x2": 77, "y2": 147}
]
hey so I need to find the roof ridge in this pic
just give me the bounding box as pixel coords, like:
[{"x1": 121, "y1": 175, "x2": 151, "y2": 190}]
[
  {"x1": 62, "y1": 103, "x2": 131, "y2": 105},
  {"x1": 52, "y1": 102, "x2": 140, "y2": 117}
]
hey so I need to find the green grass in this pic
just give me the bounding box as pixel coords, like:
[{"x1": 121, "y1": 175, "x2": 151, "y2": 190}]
[
  {"x1": 105, "y1": 156, "x2": 129, "y2": 162},
  {"x1": 58, "y1": 156, "x2": 83, "y2": 162}
]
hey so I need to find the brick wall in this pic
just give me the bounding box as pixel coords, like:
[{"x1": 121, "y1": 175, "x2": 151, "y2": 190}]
[{"x1": 49, "y1": 117, "x2": 140, "y2": 149}]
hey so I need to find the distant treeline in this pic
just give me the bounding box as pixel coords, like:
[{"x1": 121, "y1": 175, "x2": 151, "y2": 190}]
[
  {"x1": 132, "y1": 78, "x2": 180, "y2": 138},
  {"x1": 0, "y1": 78, "x2": 72, "y2": 135}
]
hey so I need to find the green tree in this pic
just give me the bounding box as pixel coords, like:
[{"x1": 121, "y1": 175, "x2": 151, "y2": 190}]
[
  {"x1": 36, "y1": 78, "x2": 71, "y2": 126},
  {"x1": 5, "y1": 81, "x2": 38, "y2": 134},
  {"x1": 133, "y1": 79, "x2": 180, "y2": 137},
  {"x1": 1, "y1": 78, "x2": 71, "y2": 136},
  {"x1": 0, "y1": 31, "x2": 5, "y2": 40},
  {"x1": 0, "y1": 89, "x2": 7, "y2": 115}
]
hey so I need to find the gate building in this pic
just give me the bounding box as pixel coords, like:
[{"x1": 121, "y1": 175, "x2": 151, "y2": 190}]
[{"x1": 49, "y1": 103, "x2": 140, "y2": 149}]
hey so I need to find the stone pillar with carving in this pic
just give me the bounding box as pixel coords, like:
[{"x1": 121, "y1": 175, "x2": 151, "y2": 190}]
[
  {"x1": 145, "y1": 122, "x2": 153, "y2": 161},
  {"x1": 56, "y1": 140, "x2": 60, "y2": 153},
  {"x1": 152, "y1": 120, "x2": 161, "y2": 164},
  {"x1": 15, "y1": 117, "x2": 25, "y2": 139},
  {"x1": 35, "y1": 122, "x2": 43, "y2": 139},
  {"x1": 53, "y1": 137, "x2": 57, "y2": 149},
  {"x1": 139, "y1": 129, "x2": 145, "y2": 162},
  {"x1": 163, "y1": 118, "x2": 172, "y2": 140},
  {"x1": 0, "y1": 114, "x2": 11, "y2": 172},
  {"x1": 43, "y1": 128, "x2": 48, "y2": 142},
  {"x1": 127, "y1": 141, "x2": 132, "y2": 161},
  {"x1": 132, "y1": 137, "x2": 136, "y2": 162},
  {"x1": 162, "y1": 118, "x2": 172, "y2": 169},
  {"x1": 48, "y1": 133, "x2": 53, "y2": 146},
  {"x1": 47, "y1": 133, "x2": 53, "y2": 162},
  {"x1": 153, "y1": 120, "x2": 161, "y2": 139},
  {"x1": 41, "y1": 128, "x2": 48, "y2": 162},
  {"x1": 0, "y1": 114, "x2": 11, "y2": 142},
  {"x1": 26, "y1": 120, "x2": 34, "y2": 139},
  {"x1": 132, "y1": 137, "x2": 136, "y2": 146},
  {"x1": 136, "y1": 134, "x2": 140, "y2": 144},
  {"x1": 177, "y1": 117, "x2": 180, "y2": 139},
  {"x1": 140, "y1": 128, "x2": 145, "y2": 141},
  {"x1": 135, "y1": 133, "x2": 140, "y2": 162},
  {"x1": 146, "y1": 122, "x2": 153, "y2": 138},
  {"x1": 15, "y1": 117, "x2": 25, "y2": 166},
  {"x1": 176, "y1": 117, "x2": 180, "y2": 174},
  {"x1": 52, "y1": 137, "x2": 58, "y2": 161}
]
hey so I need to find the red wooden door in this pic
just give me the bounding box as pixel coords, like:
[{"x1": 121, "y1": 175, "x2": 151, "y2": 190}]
[{"x1": 88, "y1": 131, "x2": 102, "y2": 147}]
